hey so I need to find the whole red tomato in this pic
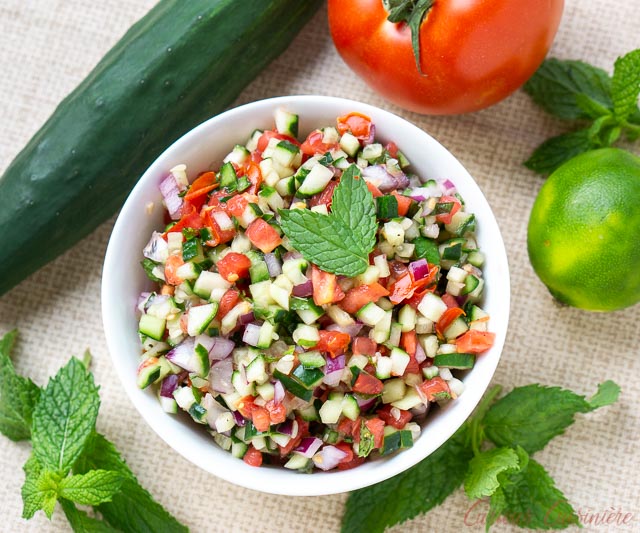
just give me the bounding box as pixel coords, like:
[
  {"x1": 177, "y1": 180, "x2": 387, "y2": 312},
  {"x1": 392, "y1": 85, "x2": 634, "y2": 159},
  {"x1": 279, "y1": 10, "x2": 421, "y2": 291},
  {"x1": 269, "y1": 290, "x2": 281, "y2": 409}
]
[{"x1": 328, "y1": 0, "x2": 564, "y2": 115}]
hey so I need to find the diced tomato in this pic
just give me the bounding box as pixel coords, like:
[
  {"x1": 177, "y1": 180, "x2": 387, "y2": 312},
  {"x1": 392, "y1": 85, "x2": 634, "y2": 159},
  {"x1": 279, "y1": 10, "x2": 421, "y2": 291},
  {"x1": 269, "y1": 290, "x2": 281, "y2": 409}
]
[
  {"x1": 278, "y1": 417, "x2": 309, "y2": 457},
  {"x1": 418, "y1": 377, "x2": 452, "y2": 402},
  {"x1": 435, "y1": 307, "x2": 466, "y2": 337},
  {"x1": 400, "y1": 331, "x2": 417, "y2": 356},
  {"x1": 244, "y1": 161, "x2": 263, "y2": 195},
  {"x1": 183, "y1": 171, "x2": 218, "y2": 212},
  {"x1": 245, "y1": 218, "x2": 282, "y2": 253},
  {"x1": 435, "y1": 195, "x2": 462, "y2": 224},
  {"x1": 257, "y1": 130, "x2": 300, "y2": 153},
  {"x1": 334, "y1": 442, "x2": 355, "y2": 464},
  {"x1": 338, "y1": 282, "x2": 389, "y2": 314},
  {"x1": 352, "y1": 337, "x2": 377, "y2": 357},
  {"x1": 315, "y1": 330, "x2": 351, "y2": 358},
  {"x1": 203, "y1": 208, "x2": 236, "y2": 246},
  {"x1": 441, "y1": 293, "x2": 459, "y2": 309},
  {"x1": 236, "y1": 395, "x2": 257, "y2": 419},
  {"x1": 456, "y1": 330, "x2": 496, "y2": 353},
  {"x1": 207, "y1": 190, "x2": 232, "y2": 212},
  {"x1": 243, "y1": 445, "x2": 263, "y2": 467},
  {"x1": 251, "y1": 406, "x2": 271, "y2": 433},
  {"x1": 265, "y1": 400, "x2": 287, "y2": 424},
  {"x1": 365, "y1": 417, "x2": 385, "y2": 448},
  {"x1": 389, "y1": 260, "x2": 409, "y2": 280},
  {"x1": 391, "y1": 191, "x2": 414, "y2": 216},
  {"x1": 337, "y1": 453, "x2": 366, "y2": 471},
  {"x1": 377, "y1": 404, "x2": 412, "y2": 429},
  {"x1": 336, "y1": 112, "x2": 372, "y2": 140},
  {"x1": 337, "y1": 417, "x2": 358, "y2": 436},
  {"x1": 309, "y1": 180, "x2": 338, "y2": 210},
  {"x1": 300, "y1": 130, "x2": 339, "y2": 156},
  {"x1": 352, "y1": 372, "x2": 384, "y2": 396},
  {"x1": 366, "y1": 181, "x2": 383, "y2": 198},
  {"x1": 216, "y1": 252, "x2": 252, "y2": 282},
  {"x1": 226, "y1": 194, "x2": 250, "y2": 217},
  {"x1": 217, "y1": 289, "x2": 240, "y2": 320},
  {"x1": 311, "y1": 265, "x2": 346, "y2": 306},
  {"x1": 385, "y1": 141, "x2": 399, "y2": 159},
  {"x1": 388, "y1": 273, "x2": 413, "y2": 304},
  {"x1": 164, "y1": 254, "x2": 185, "y2": 286},
  {"x1": 165, "y1": 209, "x2": 204, "y2": 236}
]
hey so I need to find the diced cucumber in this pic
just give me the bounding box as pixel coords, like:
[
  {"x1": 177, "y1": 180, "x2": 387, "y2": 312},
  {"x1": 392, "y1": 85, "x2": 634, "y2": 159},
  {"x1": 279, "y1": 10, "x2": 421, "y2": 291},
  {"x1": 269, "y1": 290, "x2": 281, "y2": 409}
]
[
  {"x1": 341, "y1": 394, "x2": 360, "y2": 421},
  {"x1": 382, "y1": 378, "x2": 406, "y2": 404},
  {"x1": 461, "y1": 274, "x2": 480, "y2": 295},
  {"x1": 387, "y1": 323, "x2": 402, "y2": 348},
  {"x1": 443, "y1": 317, "x2": 468, "y2": 341},
  {"x1": 296, "y1": 164, "x2": 334, "y2": 198},
  {"x1": 357, "y1": 265, "x2": 381, "y2": 286},
  {"x1": 298, "y1": 350, "x2": 326, "y2": 368},
  {"x1": 182, "y1": 237, "x2": 205, "y2": 263},
  {"x1": 396, "y1": 150, "x2": 411, "y2": 169},
  {"x1": 433, "y1": 352, "x2": 475, "y2": 369},
  {"x1": 187, "y1": 303, "x2": 218, "y2": 336},
  {"x1": 231, "y1": 370, "x2": 256, "y2": 396},
  {"x1": 220, "y1": 301, "x2": 252, "y2": 335},
  {"x1": 249, "y1": 260, "x2": 271, "y2": 284},
  {"x1": 390, "y1": 348, "x2": 410, "y2": 376},
  {"x1": 256, "y1": 321, "x2": 275, "y2": 349},
  {"x1": 223, "y1": 144, "x2": 250, "y2": 166},
  {"x1": 259, "y1": 158, "x2": 281, "y2": 187},
  {"x1": 290, "y1": 297, "x2": 324, "y2": 325},
  {"x1": 284, "y1": 453, "x2": 311, "y2": 470},
  {"x1": 292, "y1": 365, "x2": 324, "y2": 388},
  {"x1": 467, "y1": 277, "x2": 485, "y2": 301},
  {"x1": 348, "y1": 354, "x2": 369, "y2": 370},
  {"x1": 381, "y1": 429, "x2": 413, "y2": 455},
  {"x1": 297, "y1": 403, "x2": 319, "y2": 421},
  {"x1": 339, "y1": 132, "x2": 361, "y2": 157},
  {"x1": 322, "y1": 126, "x2": 339, "y2": 144},
  {"x1": 139, "y1": 314, "x2": 166, "y2": 341},
  {"x1": 159, "y1": 395, "x2": 178, "y2": 414},
  {"x1": 391, "y1": 387, "x2": 422, "y2": 410},
  {"x1": 260, "y1": 185, "x2": 285, "y2": 212},
  {"x1": 250, "y1": 280, "x2": 276, "y2": 308},
  {"x1": 274, "y1": 108, "x2": 299, "y2": 137},
  {"x1": 275, "y1": 175, "x2": 297, "y2": 197},
  {"x1": 176, "y1": 261, "x2": 200, "y2": 281},
  {"x1": 318, "y1": 399, "x2": 343, "y2": 424},
  {"x1": 467, "y1": 304, "x2": 489, "y2": 323},
  {"x1": 193, "y1": 271, "x2": 231, "y2": 300},
  {"x1": 467, "y1": 250, "x2": 485, "y2": 267},
  {"x1": 362, "y1": 143, "x2": 383, "y2": 162},
  {"x1": 272, "y1": 140, "x2": 301, "y2": 168},
  {"x1": 375, "y1": 355, "x2": 393, "y2": 379},
  {"x1": 398, "y1": 305, "x2": 417, "y2": 333},
  {"x1": 246, "y1": 354, "x2": 268, "y2": 384},
  {"x1": 273, "y1": 369, "x2": 313, "y2": 401},
  {"x1": 256, "y1": 381, "x2": 275, "y2": 401},
  {"x1": 417, "y1": 292, "x2": 447, "y2": 322},
  {"x1": 219, "y1": 161, "x2": 238, "y2": 191},
  {"x1": 445, "y1": 211, "x2": 475, "y2": 236},
  {"x1": 357, "y1": 302, "x2": 386, "y2": 326},
  {"x1": 292, "y1": 323, "x2": 320, "y2": 348},
  {"x1": 269, "y1": 283, "x2": 291, "y2": 311},
  {"x1": 377, "y1": 195, "x2": 399, "y2": 219},
  {"x1": 370, "y1": 310, "x2": 392, "y2": 343},
  {"x1": 447, "y1": 266, "x2": 468, "y2": 283},
  {"x1": 136, "y1": 357, "x2": 167, "y2": 389},
  {"x1": 282, "y1": 257, "x2": 308, "y2": 286},
  {"x1": 231, "y1": 440, "x2": 249, "y2": 459}
]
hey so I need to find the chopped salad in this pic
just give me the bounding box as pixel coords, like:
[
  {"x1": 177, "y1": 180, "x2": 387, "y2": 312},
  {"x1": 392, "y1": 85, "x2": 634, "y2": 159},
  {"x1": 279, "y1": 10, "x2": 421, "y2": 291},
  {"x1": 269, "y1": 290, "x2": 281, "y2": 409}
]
[{"x1": 137, "y1": 109, "x2": 495, "y2": 471}]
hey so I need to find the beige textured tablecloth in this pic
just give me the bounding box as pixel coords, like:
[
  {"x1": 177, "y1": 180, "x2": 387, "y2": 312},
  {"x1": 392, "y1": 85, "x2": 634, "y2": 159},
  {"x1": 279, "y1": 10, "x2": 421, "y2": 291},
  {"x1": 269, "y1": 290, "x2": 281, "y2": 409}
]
[{"x1": 1, "y1": 1, "x2": 639, "y2": 532}]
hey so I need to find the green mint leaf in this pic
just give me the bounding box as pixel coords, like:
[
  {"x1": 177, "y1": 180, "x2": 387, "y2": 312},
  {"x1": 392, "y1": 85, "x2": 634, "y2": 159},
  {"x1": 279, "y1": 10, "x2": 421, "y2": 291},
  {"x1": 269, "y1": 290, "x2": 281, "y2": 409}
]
[
  {"x1": 74, "y1": 432, "x2": 188, "y2": 533},
  {"x1": 21, "y1": 456, "x2": 61, "y2": 520},
  {"x1": 486, "y1": 486, "x2": 507, "y2": 532},
  {"x1": 357, "y1": 420, "x2": 375, "y2": 458},
  {"x1": 464, "y1": 446, "x2": 521, "y2": 499},
  {"x1": 483, "y1": 384, "x2": 592, "y2": 454},
  {"x1": 587, "y1": 380, "x2": 621, "y2": 410},
  {"x1": 58, "y1": 470, "x2": 124, "y2": 506},
  {"x1": 342, "y1": 427, "x2": 473, "y2": 533},
  {"x1": 0, "y1": 330, "x2": 41, "y2": 441},
  {"x1": 60, "y1": 500, "x2": 119, "y2": 533},
  {"x1": 612, "y1": 49, "x2": 640, "y2": 121},
  {"x1": 575, "y1": 93, "x2": 612, "y2": 119},
  {"x1": 330, "y1": 164, "x2": 377, "y2": 254},
  {"x1": 500, "y1": 458, "x2": 579, "y2": 529},
  {"x1": 279, "y1": 209, "x2": 369, "y2": 276},
  {"x1": 524, "y1": 129, "x2": 597, "y2": 175},
  {"x1": 32, "y1": 357, "x2": 100, "y2": 474},
  {"x1": 524, "y1": 58, "x2": 612, "y2": 120}
]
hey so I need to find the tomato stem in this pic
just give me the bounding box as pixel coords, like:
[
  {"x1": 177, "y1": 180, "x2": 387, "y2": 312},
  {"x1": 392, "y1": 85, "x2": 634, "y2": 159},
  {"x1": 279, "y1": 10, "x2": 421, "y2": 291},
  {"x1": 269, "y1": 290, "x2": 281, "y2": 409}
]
[{"x1": 383, "y1": 0, "x2": 435, "y2": 74}]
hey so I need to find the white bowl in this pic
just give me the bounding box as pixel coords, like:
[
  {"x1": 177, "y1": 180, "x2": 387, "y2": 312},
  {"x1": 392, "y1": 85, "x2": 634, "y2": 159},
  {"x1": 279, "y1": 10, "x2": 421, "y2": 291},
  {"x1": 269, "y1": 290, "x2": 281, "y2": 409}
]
[{"x1": 102, "y1": 95, "x2": 510, "y2": 496}]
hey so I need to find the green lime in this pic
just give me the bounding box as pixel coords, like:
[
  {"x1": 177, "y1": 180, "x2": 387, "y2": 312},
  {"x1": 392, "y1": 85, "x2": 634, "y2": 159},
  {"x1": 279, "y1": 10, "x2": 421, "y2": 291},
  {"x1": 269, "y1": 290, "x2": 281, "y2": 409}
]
[{"x1": 527, "y1": 148, "x2": 640, "y2": 312}]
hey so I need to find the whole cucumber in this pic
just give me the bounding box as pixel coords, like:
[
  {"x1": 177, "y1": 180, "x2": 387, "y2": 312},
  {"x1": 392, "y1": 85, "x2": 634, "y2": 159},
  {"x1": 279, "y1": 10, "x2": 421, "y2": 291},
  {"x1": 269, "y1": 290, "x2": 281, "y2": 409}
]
[{"x1": 0, "y1": 0, "x2": 322, "y2": 296}]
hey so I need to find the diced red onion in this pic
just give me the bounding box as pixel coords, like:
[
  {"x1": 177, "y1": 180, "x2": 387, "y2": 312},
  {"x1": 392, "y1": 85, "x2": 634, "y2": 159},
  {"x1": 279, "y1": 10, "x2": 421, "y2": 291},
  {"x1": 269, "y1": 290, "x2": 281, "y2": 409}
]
[
  {"x1": 209, "y1": 337, "x2": 235, "y2": 360},
  {"x1": 323, "y1": 370, "x2": 343, "y2": 387},
  {"x1": 326, "y1": 323, "x2": 363, "y2": 337},
  {"x1": 213, "y1": 211, "x2": 234, "y2": 231},
  {"x1": 455, "y1": 295, "x2": 468, "y2": 307},
  {"x1": 415, "y1": 341, "x2": 427, "y2": 364},
  {"x1": 273, "y1": 380, "x2": 285, "y2": 404},
  {"x1": 160, "y1": 374, "x2": 182, "y2": 398},
  {"x1": 278, "y1": 418, "x2": 298, "y2": 438},
  {"x1": 166, "y1": 338, "x2": 196, "y2": 372},
  {"x1": 238, "y1": 312, "x2": 255, "y2": 326},
  {"x1": 355, "y1": 395, "x2": 377, "y2": 411},
  {"x1": 195, "y1": 334, "x2": 216, "y2": 354},
  {"x1": 441, "y1": 178, "x2": 457, "y2": 195},
  {"x1": 292, "y1": 280, "x2": 313, "y2": 297},
  {"x1": 137, "y1": 292, "x2": 152, "y2": 312},
  {"x1": 325, "y1": 354, "x2": 345, "y2": 374},
  {"x1": 264, "y1": 253, "x2": 282, "y2": 277},
  {"x1": 232, "y1": 410, "x2": 246, "y2": 427},
  {"x1": 363, "y1": 124, "x2": 376, "y2": 145},
  {"x1": 159, "y1": 174, "x2": 184, "y2": 220},
  {"x1": 209, "y1": 358, "x2": 234, "y2": 394},
  {"x1": 362, "y1": 164, "x2": 409, "y2": 192},
  {"x1": 409, "y1": 259, "x2": 430, "y2": 281},
  {"x1": 313, "y1": 445, "x2": 348, "y2": 471},
  {"x1": 411, "y1": 402, "x2": 429, "y2": 417},
  {"x1": 283, "y1": 251, "x2": 302, "y2": 262},
  {"x1": 294, "y1": 437, "x2": 323, "y2": 458},
  {"x1": 242, "y1": 323, "x2": 262, "y2": 347},
  {"x1": 143, "y1": 231, "x2": 169, "y2": 262}
]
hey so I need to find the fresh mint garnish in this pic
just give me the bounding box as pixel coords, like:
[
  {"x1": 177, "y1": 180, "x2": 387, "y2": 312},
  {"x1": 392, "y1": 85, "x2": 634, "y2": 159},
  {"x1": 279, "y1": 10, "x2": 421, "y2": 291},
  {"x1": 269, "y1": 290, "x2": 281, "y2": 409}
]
[{"x1": 279, "y1": 164, "x2": 377, "y2": 276}]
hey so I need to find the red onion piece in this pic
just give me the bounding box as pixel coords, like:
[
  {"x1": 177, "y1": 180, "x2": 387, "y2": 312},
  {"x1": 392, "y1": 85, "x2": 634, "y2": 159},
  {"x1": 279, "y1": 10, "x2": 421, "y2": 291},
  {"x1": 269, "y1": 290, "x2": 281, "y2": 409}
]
[
  {"x1": 137, "y1": 292, "x2": 152, "y2": 312},
  {"x1": 441, "y1": 178, "x2": 457, "y2": 195},
  {"x1": 195, "y1": 334, "x2": 216, "y2": 354},
  {"x1": 294, "y1": 437, "x2": 323, "y2": 458},
  {"x1": 283, "y1": 250, "x2": 302, "y2": 262},
  {"x1": 242, "y1": 323, "x2": 262, "y2": 347},
  {"x1": 273, "y1": 380, "x2": 286, "y2": 404},
  {"x1": 209, "y1": 337, "x2": 235, "y2": 360},
  {"x1": 209, "y1": 358, "x2": 234, "y2": 394},
  {"x1": 160, "y1": 373, "x2": 183, "y2": 398},
  {"x1": 362, "y1": 164, "x2": 409, "y2": 192},
  {"x1": 238, "y1": 312, "x2": 255, "y2": 326},
  {"x1": 408, "y1": 259, "x2": 430, "y2": 281},
  {"x1": 232, "y1": 410, "x2": 246, "y2": 427},
  {"x1": 415, "y1": 341, "x2": 427, "y2": 364},
  {"x1": 313, "y1": 445, "x2": 348, "y2": 471},
  {"x1": 326, "y1": 323, "x2": 363, "y2": 337},
  {"x1": 363, "y1": 123, "x2": 376, "y2": 145},
  {"x1": 292, "y1": 280, "x2": 313, "y2": 298},
  {"x1": 455, "y1": 295, "x2": 468, "y2": 307},
  {"x1": 143, "y1": 231, "x2": 169, "y2": 262},
  {"x1": 355, "y1": 394, "x2": 377, "y2": 411},
  {"x1": 322, "y1": 370, "x2": 343, "y2": 387},
  {"x1": 325, "y1": 353, "x2": 345, "y2": 374},
  {"x1": 277, "y1": 418, "x2": 298, "y2": 438},
  {"x1": 264, "y1": 253, "x2": 282, "y2": 277},
  {"x1": 159, "y1": 174, "x2": 184, "y2": 220},
  {"x1": 166, "y1": 338, "x2": 196, "y2": 372}
]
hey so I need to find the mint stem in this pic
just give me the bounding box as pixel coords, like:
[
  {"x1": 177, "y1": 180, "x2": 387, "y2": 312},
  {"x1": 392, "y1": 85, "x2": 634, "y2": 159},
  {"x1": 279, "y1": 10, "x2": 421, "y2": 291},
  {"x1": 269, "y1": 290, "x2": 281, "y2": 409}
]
[{"x1": 467, "y1": 384, "x2": 502, "y2": 456}]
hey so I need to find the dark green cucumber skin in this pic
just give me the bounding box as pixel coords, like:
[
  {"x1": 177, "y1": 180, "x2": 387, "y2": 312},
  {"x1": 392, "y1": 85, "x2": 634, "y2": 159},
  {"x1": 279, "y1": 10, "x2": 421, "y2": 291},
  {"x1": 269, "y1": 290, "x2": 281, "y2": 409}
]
[{"x1": 0, "y1": 0, "x2": 321, "y2": 296}]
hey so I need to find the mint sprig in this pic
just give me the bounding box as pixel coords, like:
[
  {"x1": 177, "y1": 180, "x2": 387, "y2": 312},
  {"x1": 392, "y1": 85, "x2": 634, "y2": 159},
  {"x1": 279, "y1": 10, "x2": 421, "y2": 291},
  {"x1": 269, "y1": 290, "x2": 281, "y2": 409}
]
[
  {"x1": 0, "y1": 330, "x2": 188, "y2": 532},
  {"x1": 279, "y1": 164, "x2": 377, "y2": 276},
  {"x1": 341, "y1": 381, "x2": 620, "y2": 532},
  {"x1": 524, "y1": 49, "x2": 640, "y2": 174}
]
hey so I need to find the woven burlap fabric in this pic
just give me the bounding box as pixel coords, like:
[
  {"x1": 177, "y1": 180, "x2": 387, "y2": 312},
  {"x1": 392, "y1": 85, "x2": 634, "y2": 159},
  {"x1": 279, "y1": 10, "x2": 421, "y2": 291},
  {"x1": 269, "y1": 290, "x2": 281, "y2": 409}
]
[{"x1": 1, "y1": 1, "x2": 639, "y2": 531}]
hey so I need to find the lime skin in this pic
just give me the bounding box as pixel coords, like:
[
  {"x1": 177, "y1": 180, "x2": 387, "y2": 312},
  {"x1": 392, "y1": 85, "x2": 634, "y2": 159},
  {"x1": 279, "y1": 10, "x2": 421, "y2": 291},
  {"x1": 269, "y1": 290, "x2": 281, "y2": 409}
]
[{"x1": 527, "y1": 148, "x2": 640, "y2": 312}]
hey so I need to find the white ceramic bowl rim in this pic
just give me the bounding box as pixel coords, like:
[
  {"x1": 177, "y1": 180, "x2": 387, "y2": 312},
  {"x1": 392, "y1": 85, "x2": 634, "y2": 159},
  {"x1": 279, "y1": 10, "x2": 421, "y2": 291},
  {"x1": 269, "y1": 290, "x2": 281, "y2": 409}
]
[{"x1": 102, "y1": 95, "x2": 510, "y2": 496}]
